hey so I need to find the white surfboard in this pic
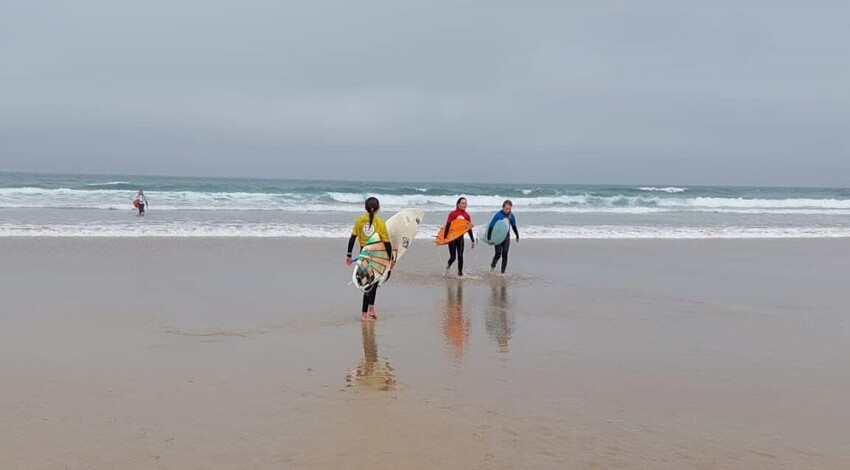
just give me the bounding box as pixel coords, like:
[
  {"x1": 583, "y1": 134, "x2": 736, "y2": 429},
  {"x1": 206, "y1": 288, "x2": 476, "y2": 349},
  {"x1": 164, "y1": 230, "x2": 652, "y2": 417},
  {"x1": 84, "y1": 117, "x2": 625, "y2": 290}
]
[{"x1": 380, "y1": 208, "x2": 425, "y2": 283}]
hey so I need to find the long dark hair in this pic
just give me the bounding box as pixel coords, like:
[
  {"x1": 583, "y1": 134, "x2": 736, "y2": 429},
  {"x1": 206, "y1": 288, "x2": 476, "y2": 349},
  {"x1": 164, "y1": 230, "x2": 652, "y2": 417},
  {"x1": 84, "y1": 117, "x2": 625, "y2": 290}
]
[
  {"x1": 365, "y1": 197, "x2": 380, "y2": 227},
  {"x1": 456, "y1": 197, "x2": 466, "y2": 209}
]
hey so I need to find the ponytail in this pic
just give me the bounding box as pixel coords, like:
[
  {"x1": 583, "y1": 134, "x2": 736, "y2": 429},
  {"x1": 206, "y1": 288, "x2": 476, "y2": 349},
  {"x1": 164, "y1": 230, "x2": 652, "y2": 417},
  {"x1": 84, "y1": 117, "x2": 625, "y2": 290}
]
[{"x1": 365, "y1": 197, "x2": 380, "y2": 229}]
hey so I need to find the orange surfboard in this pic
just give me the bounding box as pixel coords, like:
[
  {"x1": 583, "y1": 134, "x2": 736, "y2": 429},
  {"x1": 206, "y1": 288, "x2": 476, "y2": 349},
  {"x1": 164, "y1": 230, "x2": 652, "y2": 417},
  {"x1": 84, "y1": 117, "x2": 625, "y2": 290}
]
[{"x1": 435, "y1": 219, "x2": 474, "y2": 245}]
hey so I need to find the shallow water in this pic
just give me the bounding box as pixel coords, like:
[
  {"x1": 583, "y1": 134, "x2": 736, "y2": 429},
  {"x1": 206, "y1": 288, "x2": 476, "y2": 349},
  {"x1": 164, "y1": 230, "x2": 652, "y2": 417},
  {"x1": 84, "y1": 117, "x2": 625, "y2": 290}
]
[{"x1": 2, "y1": 238, "x2": 850, "y2": 468}]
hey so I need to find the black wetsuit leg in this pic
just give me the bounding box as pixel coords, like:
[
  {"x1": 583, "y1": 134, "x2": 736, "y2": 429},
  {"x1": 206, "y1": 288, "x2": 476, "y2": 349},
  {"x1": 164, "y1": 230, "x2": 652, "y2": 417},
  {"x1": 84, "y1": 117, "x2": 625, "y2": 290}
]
[
  {"x1": 368, "y1": 284, "x2": 378, "y2": 306},
  {"x1": 499, "y1": 237, "x2": 510, "y2": 273},
  {"x1": 447, "y1": 239, "x2": 458, "y2": 269},
  {"x1": 362, "y1": 283, "x2": 379, "y2": 312},
  {"x1": 455, "y1": 237, "x2": 465, "y2": 275},
  {"x1": 492, "y1": 238, "x2": 510, "y2": 273}
]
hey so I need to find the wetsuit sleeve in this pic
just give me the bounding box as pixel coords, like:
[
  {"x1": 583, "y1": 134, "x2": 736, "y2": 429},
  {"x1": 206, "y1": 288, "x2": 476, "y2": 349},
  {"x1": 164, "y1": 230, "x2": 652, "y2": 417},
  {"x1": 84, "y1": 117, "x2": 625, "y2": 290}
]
[
  {"x1": 489, "y1": 213, "x2": 500, "y2": 228},
  {"x1": 487, "y1": 213, "x2": 499, "y2": 239},
  {"x1": 511, "y1": 215, "x2": 519, "y2": 239},
  {"x1": 384, "y1": 241, "x2": 394, "y2": 261},
  {"x1": 444, "y1": 213, "x2": 454, "y2": 239},
  {"x1": 347, "y1": 235, "x2": 357, "y2": 255}
]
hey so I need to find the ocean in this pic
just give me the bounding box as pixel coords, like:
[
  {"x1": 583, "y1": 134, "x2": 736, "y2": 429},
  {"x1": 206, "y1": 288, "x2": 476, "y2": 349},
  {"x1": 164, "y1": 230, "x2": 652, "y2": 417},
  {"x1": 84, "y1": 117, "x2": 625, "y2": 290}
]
[{"x1": 1, "y1": 172, "x2": 849, "y2": 239}]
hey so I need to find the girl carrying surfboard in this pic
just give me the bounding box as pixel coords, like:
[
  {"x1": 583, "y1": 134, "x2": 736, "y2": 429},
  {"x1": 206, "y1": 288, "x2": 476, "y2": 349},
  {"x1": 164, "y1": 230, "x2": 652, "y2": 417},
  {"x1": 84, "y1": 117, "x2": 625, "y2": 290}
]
[
  {"x1": 442, "y1": 197, "x2": 475, "y2": 277},
  {"x1": 487, "y1": 200, "x2": 520, "y2": 274},
  {"x1": 133, "y1": 189, "x2": 148, "y2": 216},
  {"x1": 345, "y1": 197, "x2": 394, "y2": 321}
]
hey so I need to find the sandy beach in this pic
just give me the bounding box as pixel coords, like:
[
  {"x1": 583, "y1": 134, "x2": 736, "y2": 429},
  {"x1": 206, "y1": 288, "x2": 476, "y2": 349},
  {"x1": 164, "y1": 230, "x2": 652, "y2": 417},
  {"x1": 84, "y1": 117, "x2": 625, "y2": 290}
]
[{"x1": 2, "y1": 238, "x2": 849, "y2": 469}]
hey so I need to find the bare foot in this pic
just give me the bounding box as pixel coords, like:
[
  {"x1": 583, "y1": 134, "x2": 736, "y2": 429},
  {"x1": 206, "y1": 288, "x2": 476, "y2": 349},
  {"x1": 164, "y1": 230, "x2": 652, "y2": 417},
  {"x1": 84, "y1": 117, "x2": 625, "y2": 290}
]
[
  {"x1": 368, "y1": 306, "x2": 378, "y2": 320},
  {"x1": 360, "y1": 313, "x2": 370, "y2": 322}
]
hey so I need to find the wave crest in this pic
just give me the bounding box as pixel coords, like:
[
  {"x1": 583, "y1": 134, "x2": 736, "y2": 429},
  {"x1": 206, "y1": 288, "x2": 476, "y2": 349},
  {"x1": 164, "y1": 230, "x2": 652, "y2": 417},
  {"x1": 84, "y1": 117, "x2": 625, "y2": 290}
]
[{"x1": 638, "y1": 187, "x2": 688, "y2": 193}]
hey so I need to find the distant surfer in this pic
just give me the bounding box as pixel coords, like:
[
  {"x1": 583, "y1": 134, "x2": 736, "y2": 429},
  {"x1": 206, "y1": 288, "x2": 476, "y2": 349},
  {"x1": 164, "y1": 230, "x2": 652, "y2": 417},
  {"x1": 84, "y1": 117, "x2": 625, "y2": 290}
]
[
  {"x1": 487, "y1": 200, "x2": 520, "y2": 274},
  {"x1": 346, "y1": 197, "x2": 394, "y2": 321},
  {"x1": 133, "y1": 189, "x2": 148, "y2": 216},
  {"x1": 443, "y1": 197, "x2": 475, "y2": 277}
]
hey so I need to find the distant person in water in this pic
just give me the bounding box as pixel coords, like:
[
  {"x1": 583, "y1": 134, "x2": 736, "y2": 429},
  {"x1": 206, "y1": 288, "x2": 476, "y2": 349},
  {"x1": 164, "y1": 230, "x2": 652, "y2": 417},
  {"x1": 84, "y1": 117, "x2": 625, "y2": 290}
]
[
  {"x1": 444, "y1": 197, "x2": 475, "y2": 277},
  {"x1": 134, "y1": 189, "x2": 148, "y2": 216},
  {"x1": 346, "y1": 197, "x2": 394, "y2": 321},
  {"x1": 487, "y1": 200, "x2": 520, "y2": 274}
]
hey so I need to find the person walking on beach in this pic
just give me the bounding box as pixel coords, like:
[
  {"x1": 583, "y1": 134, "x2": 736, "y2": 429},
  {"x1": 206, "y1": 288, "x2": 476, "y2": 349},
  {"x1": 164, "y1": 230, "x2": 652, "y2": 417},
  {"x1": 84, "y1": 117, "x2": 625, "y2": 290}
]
[
  {"x1": 134, "y1": 189, "x2": 148, "y2": 216},
  {"x1": 345, "y1": 197, "x2": 394, "y2": 321},
  {"x1": 487, "y1": 200, "x2": 520, "y2": 274},
  {"x1": 443, "y1": 197, "x2": 475, "y2": 277}
]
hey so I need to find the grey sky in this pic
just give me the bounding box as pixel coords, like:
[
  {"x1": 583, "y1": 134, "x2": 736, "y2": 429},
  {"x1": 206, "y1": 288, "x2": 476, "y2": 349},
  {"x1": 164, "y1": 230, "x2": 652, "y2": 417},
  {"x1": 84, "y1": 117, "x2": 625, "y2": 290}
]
[{"x1": 1, "y1": 1, "x2": 848, "y2": 186}]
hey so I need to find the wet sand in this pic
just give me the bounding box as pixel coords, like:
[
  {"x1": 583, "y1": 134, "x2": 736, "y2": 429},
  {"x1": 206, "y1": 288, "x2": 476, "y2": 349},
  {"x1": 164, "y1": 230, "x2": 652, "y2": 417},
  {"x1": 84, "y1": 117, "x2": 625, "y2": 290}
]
[{"x1": 2, "y1": 238, "x2": 850, "y2": 469}]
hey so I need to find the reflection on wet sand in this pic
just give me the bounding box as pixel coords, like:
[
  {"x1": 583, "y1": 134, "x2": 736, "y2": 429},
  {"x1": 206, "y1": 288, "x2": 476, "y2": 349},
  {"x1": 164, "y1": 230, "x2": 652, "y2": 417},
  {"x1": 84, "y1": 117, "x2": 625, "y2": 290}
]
[
  {"x1": 484, "y1": 280, "x2": 515, "y2": 352},
  {"x1": 441, "y1": 281, "x2": 470, "y2": 362},
  {"x1": 346, "y1": 322, "x2": 397, "y2": 391}
]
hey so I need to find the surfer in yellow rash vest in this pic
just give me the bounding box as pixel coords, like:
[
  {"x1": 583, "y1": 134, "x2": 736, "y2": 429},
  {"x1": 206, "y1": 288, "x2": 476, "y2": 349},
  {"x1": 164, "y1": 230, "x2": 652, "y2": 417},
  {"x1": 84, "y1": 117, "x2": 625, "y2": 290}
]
[
  {"x1": 345, "y1": 197, "x2": 394, "y2": 321},
  {"x1": 443, "y1": 197, "x2": 475, "y2": 277}
]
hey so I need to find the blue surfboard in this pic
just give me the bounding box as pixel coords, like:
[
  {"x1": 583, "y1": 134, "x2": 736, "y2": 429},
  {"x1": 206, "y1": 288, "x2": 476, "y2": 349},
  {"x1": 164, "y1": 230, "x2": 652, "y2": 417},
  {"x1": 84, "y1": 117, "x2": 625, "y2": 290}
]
[{"x1": 479, "y1": 218, "x2": 510, "y2": 245}]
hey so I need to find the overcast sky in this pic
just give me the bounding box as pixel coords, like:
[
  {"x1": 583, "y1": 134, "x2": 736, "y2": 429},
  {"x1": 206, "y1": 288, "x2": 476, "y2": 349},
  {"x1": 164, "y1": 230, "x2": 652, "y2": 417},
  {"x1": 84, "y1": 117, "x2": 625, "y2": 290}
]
[{"x1": 1, "y1": 1, "x2": 848, "y2": 186}]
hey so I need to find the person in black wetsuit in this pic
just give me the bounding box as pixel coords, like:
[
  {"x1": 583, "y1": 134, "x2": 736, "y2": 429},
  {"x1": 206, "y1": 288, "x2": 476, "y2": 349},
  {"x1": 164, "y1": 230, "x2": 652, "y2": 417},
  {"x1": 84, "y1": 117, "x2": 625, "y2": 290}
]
[
  {"x1": 487, "y1": 200, "x2": 520, "y2": 274},
  {"x1": 443, "y1": 197, "x2": 475, "y2": 277},
  {"x1": 135, "y1": 189, "x2": 148, "y2": 216}
]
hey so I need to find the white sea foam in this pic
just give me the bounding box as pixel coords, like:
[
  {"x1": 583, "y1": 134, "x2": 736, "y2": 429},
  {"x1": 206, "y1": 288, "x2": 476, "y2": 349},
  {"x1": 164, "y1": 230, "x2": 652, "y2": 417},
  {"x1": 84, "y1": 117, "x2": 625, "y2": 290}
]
[
  {"x1": 85, "y1": 181, "x2": 133, "y2": 186},
  {"x1": 657, "y1": 197, "x2": 850, "y2": 209},
  {"x1": 317, "y1": 192, "x2": 850, "y2": 211},
  {"x1": 520, "y1": 188, "x2": 544, "y2": 195},
  {"x1": 325, "y1": 192, "x2": 615, "y2": 208},
  {"x1": 638, "y1": 187, "x2": 688, "y2": 193},
  {"x1": 3, "y1": 188, "x2": 850, "y2": 215}
]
